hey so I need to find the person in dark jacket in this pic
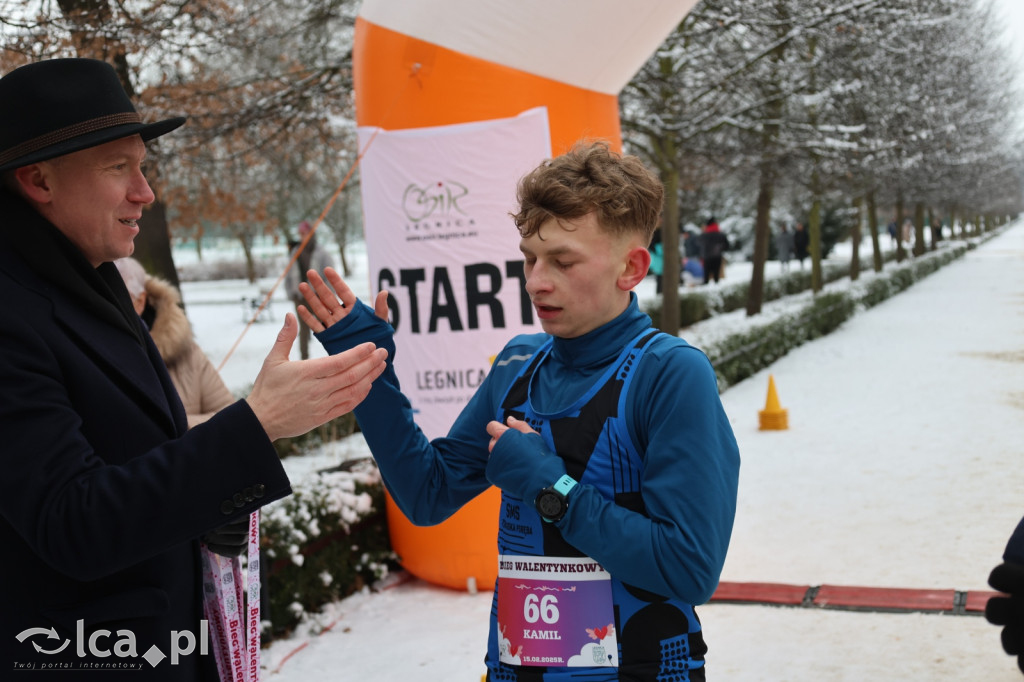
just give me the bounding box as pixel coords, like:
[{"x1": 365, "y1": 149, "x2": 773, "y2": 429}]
[
  {"x1": 682, "y1": 229, "x2": 702, "y2": 259},
  {"x1": 793, "y1": 221, "x2": 810, "y2": 268},
  {"x1": 0, "y1": 58, "x2": 387, "y2": 679},
  {"x1": 699, "y1": 217, "x2": 729, "y2": 284},
  {"x1": 987, "y1": 516, "x2": 1024, "y2": 675},
  {"x1": 774, "y1": 223, "x2": 795, "y2": 273}
]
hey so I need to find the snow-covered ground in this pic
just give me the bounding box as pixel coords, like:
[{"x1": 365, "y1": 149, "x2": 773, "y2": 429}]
[{"x1": 178, "y1": 225, "x2": 1024, "y2": 680}]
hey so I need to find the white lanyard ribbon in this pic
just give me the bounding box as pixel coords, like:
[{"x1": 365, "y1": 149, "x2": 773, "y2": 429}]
[{"x1": 202, "y1": 511, "x2": 261, "y2": 682}]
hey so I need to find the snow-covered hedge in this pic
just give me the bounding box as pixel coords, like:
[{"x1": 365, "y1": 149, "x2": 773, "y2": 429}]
[
  {"x1": 700, "y1": 239, "x2": 976, "y2": 389},
  {"x1": 646, "y1": 250, "x2": 898, "y2": 329},
  {"x1": 260, "y1": 459, "x2": 398, "y2": 638}
]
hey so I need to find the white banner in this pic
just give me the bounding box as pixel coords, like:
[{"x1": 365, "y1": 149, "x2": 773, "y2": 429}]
[{"x1": 357, "y1": 107, "x2": 550, "y2": 440}]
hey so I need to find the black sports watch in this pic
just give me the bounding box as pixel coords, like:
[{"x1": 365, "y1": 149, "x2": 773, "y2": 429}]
[{"x1": 534, "y1": 474, "x2": 578, "y2": 523}]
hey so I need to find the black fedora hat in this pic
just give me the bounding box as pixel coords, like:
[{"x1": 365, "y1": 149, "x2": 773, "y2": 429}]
[{"x1": 0, "y1": 58, "x2": 186, "y2": 174}]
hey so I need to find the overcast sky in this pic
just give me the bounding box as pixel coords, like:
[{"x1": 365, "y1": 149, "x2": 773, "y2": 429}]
[{"x1": 989, "y1": 0, "x2": 1024, "y2": 74}]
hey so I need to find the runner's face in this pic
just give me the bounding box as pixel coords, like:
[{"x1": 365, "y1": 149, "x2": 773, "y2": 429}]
[{"x1": 520, "y1": 213, "x2": 634, "y2": 339}]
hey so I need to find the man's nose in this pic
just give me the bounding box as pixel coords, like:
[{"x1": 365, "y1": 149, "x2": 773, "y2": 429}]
[
  {"x1": 525, "y1": 263, "x2": 552, "y2": 296},
  {"x1": 130, "y1": 170, "x2": 155, "y2": 205}
]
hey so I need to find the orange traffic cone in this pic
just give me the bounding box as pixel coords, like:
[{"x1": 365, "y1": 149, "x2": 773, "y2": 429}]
[{"x1": 758, "y1": 374, "x2": 788, "y2": 430}]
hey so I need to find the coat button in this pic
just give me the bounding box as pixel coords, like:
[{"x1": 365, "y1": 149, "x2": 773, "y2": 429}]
[
  {"x1": 220, "y1": 500, "x2": 235, "y2": 515},
  {"x1": 253, "y1": 484, "x2": 265, "y2": 498}
]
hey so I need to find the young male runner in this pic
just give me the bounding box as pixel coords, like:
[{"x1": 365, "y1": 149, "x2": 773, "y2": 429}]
[{"x1": 299, "y1": 141, "x2": 740, "y2": 680}]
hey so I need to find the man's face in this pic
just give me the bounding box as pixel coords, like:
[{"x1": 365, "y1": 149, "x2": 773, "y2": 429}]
[
  {"x1": 33, "y1": 135, "x2": 155, "y2": 266},
  {"x1": 520, "y1": 212, "x2": 636, "y2": 339}
]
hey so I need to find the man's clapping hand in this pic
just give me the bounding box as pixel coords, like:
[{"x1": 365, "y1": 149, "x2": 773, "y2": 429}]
[{"x1": 246, "y1": 313, "x2": 387, "y2": 442}]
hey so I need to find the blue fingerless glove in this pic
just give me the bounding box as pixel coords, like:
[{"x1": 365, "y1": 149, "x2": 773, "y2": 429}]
[
  {"x1": 486, "y1": 427, "x2": 567, "y2": 504},
  {"x1": 314, "y1": 299, "x2": 396, "y2": 360}
]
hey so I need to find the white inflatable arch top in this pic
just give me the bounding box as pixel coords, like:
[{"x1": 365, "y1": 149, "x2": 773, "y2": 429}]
[{"x1": 358, "y1": 0, "x2": 698, "y2": 95}]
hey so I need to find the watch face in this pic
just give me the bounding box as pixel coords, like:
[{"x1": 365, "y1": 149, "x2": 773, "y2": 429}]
[{"x1": 537, "y1": 491, "x2": 565, "y2": 519}]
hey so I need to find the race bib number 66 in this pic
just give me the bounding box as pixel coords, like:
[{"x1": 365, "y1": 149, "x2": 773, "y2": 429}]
[{"x1": 496, "y1": 555, "x2": 618, "y2": 668}]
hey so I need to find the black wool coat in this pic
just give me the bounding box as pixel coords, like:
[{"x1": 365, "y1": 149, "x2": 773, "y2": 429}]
[{"x1": 0, "y1": 189, "x2": 290, "y2": 680}]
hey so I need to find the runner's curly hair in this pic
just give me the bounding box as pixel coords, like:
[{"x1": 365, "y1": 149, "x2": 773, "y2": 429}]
[{"x1": 511, "y1": 140, "x2": 663, "y2": 244}]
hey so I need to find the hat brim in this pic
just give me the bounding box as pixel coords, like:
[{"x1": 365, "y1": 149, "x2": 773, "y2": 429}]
[{"x1": 0, "y1": 116, "x2": 186, "y2": 174}]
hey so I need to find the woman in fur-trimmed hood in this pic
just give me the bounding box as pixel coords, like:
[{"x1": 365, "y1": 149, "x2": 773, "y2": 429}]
[{"x1": 115, "y1": 257, "x2": 236, "y2": 428}]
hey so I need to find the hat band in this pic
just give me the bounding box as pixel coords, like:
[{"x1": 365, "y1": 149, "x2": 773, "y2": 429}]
[{"x1": 0, "y1": 112, "x2": 143, "y2": 168}]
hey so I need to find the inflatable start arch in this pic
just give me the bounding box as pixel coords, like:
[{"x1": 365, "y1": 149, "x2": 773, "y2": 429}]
[{"x1": 353, "y1": 0, "x2": 698, "y2": 592}]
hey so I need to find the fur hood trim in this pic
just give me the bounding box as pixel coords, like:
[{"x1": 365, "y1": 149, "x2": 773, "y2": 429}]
[{"x1": 145, "y1": 276, "x2": 193, "y2": 366}]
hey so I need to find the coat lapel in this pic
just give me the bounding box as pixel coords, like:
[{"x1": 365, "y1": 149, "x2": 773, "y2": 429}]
[{"x1": 50, "y1": 287, "x2": 183, "y2": 438}]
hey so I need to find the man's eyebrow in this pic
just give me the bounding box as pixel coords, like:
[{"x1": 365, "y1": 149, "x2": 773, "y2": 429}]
[
  {"x1": 520, "y1": 245, "x2": 575, "y2": 257},
  {"x1": 97, "y1": 154, "x2": 141, "y2": 166},
  {"x1": 99, "y1": 146, "x2": 147, "y2": 165}
]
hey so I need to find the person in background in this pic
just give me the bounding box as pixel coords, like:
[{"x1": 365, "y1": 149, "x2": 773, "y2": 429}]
[
  {"x1": 648, "y1": 227, "x2": 664, "y2": 294},
  {"x1": 0, "y1": 57, "x2": 387, "y2": 679},
  {"x1": 299, "y1": 141, "x2": 740, "y2": 681},
  {"x1": 886, "y1": 219, "x2": 898, "y2": 247},
  {"x1": 682, "y1": 228, "x2": 701, "y2": 259},
  {"x1": 930, "y1": 217, "x2": 943, "y2": 249},
  {"x1": 793, "y1": 221, "x2": 810, "y2": 268},
  {"x1": 285, "y1": 219, "x2": 334, "y2": 359},
  {"x1": 680, "y1": 228, "x2": 703, "y2": 286},
  {"x1": 901, "y1": 218, "x2": 914, "y2": 250},
  {"x1": 775, "y1": 222, "x2": 795, "y2": 274},
  {"x1": 115, "y1": 257, "x2": 235, "y2": 428},
  {"x1": 699, "y1": 216, "x2": 729, "y2": 284},
  {"x1": 986, "y1": 516, "x2": 1024, "y2": 675}
]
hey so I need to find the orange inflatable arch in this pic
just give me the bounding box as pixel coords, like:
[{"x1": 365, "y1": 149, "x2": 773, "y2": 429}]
[{"x1": 353, "y1": 0, "x2": 698, "y2": 592}]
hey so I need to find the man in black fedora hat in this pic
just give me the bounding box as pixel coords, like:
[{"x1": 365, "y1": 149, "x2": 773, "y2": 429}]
[{"x1": 0, "y1": 58, "x2": 388, "y2": 679}]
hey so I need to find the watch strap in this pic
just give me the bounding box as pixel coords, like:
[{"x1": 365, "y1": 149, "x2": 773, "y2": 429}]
[{"x1": 552, "y1": 474, "x2": 577, "y2": 497}]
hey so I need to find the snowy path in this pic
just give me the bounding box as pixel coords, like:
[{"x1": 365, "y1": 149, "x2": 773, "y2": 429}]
[{"x1": 699, "y1": 223, "x2": 1024, "y2": 680}]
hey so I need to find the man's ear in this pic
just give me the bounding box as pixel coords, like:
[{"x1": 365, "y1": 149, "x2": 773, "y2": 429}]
[
  {"x1": 618, "y1": 245, "x2": 651, "y2": 291},
  {"x1": 12, "y1": 164, "x2": 53, "y2": 204}
]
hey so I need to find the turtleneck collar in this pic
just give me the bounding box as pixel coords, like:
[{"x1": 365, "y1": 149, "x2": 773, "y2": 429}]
[{"x1": 548, "y1": 292, "x2": 652, "y2": 370}]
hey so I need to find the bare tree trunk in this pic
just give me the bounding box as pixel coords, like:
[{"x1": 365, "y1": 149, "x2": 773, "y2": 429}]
[
  {"x1": 866, "y1": 190, "x2": 882, "y2": 272},
  {"x1": 927, "y1": 207, "x2": 937, "y2": 251},
  {"x1": 137, "y1": 196, "x2": 181, "y2": 290},
  {"x1": 895, "y1": 191, "x2": 907, "y2": 262},
  {"x1": 805, "y1": 35, "x2": 824, "y2": 294},
  {"x1": 745, "y1": 4, "x2": 786, "y2": 317},
  {"x1": 747, "y1": 160, "x2": 773, "y2": 317},
  {"x1": 660, "y1": 165, "x2": 681, "y2": 335},
  {"x1": 193, "y1": 225, "x2": 203, "y2": 262},
  {"x1": 809, "y1": 197, "x2": 823, "y2": 293},
  {"x1": 232, "y1": 229, "x2": 257, "y2": 283},
  {"x1": 913, "y1": 202, "x2": 926, "y2": 257},
  {"x1": 851, "y1": 197, "x2": 862, "y2": 281},
  {"x1": 328, "y1": 191, "x2": 354, "y2": 278}
]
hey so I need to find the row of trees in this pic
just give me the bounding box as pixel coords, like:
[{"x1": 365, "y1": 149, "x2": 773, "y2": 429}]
[
  {"x1": 621, "y1": 0, "x2": 1024, "y2": 331},
  {"x1": 1, "y1": 0, "x2": 364, "y2": 288},
  {"x1": 3, "y1": 0, "x2": 1022, "y2": 332}
]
